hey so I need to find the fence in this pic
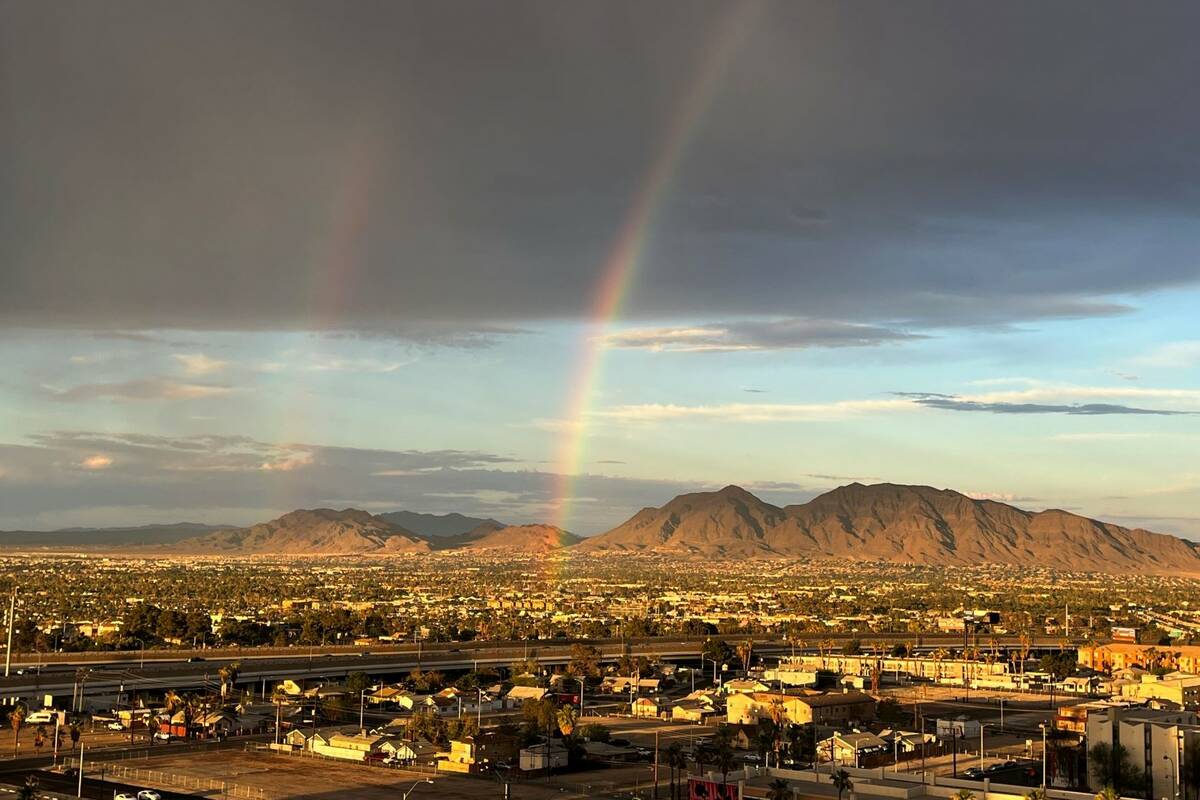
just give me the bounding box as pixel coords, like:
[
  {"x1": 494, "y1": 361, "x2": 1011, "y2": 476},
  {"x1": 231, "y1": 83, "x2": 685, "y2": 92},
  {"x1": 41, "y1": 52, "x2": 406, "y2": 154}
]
[{"x1": 60, "y1": 756, "x2": 270, "y2": 800}]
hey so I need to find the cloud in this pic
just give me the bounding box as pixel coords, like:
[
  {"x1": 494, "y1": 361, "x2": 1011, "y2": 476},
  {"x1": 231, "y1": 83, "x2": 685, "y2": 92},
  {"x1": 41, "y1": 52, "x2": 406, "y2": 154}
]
[
  {"x1": 593, "y1": 399, "x2": 914, "y2": 423},
  {"x1": 1048, "y1": 432, "x2": 1154, "y2": 442},
  {"x1": 42, "y1": 378, "x2": 234, "y2": 402},
  {"x1": 79, "y1": 454, "x2": 113, "y2": 470},
  {"x1": 894, "y1": 385, "x2": 1200, "y2": 415},
  {"x1": 897, "y1": 393, "x2": 1193, "y2": 416},
  {"x1": 601, "y1": 319, "x2": 924, "y2": 352},
  {"x1": 0, "y1": 429, "x2": 754, "y2": 534},
  {"x1": 173, "y1": 353, "x2": 227, "y2": 375},
  {"x1": 3, "y1": 3, "x2": 1200, "y2": 336}
]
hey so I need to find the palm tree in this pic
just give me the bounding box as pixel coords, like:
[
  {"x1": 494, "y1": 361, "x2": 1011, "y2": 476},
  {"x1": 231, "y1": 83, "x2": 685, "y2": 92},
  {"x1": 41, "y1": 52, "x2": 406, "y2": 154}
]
[
  {"x1": 716, "y1": 741, "x2": 737, "y2": 790},
  {"x1": 556, "y1": 704, "x2": 577, "y2": 737},
  {"x1": 16, "y1": 776, "x2": 36, "y2": 800},
  {"x1": 665, "y1": 742, "x2": 683, "y2": 800},
  {"x1": 218, "y1": 662, "x2": 240, "y2": 700},
  {"x1": 33, "y1": 725, "x2": 45, "y2": 755},
  {"x1": 1095, "y1": 786, "x2": 1120, "y2": 800},
  {"x1": 670, "y1": 743, "x2": 690, "y2": 800},
  {"x1": 694, "y1": 740, "x2": 713, "y2": 775},
  {"x1": 1026, "y1": 789, "x2": 1048, "y2": 800},
  {"x1": 767, "y1": 778, "x2": 791, "y2": 800},
  {"x1": 832, "y1": 769, "x2": 853, "y2": 800},
  {"x1": 953, "y1": 790, "x2": 976, "y2": 800},
  {"x1": 8, "y1": 705, "x2": 26, "y2": 756}
]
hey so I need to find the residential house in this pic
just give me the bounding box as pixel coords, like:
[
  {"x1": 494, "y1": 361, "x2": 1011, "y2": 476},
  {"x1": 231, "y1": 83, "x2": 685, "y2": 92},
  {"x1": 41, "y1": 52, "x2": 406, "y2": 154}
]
[
  {"x1": 817, "y1": 731, "x2": 888, "y2": 767},
  {"x1": 311, "y1": 730, "x2": 387, "y2": 762},
  {"x1": 632, "y1": 696, "x2": 664, "y2": 719},
  {"x1": 672, "y1": 699, "x2": 721, "y2": 724},
  {"x1": 726, "y1": 690, "x2": 876, "y2": 726}
]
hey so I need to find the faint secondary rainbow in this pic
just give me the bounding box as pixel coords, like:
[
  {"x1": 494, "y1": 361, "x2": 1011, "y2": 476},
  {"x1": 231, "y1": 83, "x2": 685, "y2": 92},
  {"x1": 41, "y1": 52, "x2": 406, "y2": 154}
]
[{"x1": 549, "y1": 5, "x2": 760, "y2": 535}]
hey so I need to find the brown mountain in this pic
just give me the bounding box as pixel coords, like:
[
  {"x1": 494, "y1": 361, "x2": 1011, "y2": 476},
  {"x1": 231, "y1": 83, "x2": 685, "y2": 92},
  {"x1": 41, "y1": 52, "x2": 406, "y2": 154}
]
[
  {"x1": 182, "y1": 508, "x2": 431, "y2": 555},
  {"x1": 457, "y1": 524, "x2": 580, "y2": 552},
  {"x1": 578, "y1": 483, "x2": 1200, "y2": 573}
]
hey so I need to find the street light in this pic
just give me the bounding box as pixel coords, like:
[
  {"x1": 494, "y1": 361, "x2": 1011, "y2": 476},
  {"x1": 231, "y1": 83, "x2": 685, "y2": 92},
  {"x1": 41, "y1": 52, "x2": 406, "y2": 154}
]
[
  {"x1": 1163, "y1": 753, "x2": 1178, "y2": 800},
  {"x1": 1038, "y1": 722, "x2": 1048, "y2": 789},
  {"x1": 402, "y1": 778, "x2": 434, "y2": 799}
]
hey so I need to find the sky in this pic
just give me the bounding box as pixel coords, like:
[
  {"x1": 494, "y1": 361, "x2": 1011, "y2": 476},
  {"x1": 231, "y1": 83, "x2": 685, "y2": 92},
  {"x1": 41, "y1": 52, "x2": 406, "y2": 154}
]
[{"x1": 1, "y1": 0, "x2": 1199, "y2": 537}]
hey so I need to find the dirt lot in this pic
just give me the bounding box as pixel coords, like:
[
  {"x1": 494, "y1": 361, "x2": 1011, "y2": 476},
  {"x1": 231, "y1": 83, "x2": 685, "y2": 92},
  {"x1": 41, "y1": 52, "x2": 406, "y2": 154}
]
[{"x1": 92, "y1": 748, "x2": 673, "y2": 800}]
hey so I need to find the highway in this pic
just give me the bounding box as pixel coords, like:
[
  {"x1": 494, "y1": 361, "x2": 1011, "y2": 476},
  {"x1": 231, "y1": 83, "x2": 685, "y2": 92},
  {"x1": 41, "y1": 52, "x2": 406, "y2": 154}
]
[{"x1": 0, "y1": 634, "x2": 1084, "y2": 702}]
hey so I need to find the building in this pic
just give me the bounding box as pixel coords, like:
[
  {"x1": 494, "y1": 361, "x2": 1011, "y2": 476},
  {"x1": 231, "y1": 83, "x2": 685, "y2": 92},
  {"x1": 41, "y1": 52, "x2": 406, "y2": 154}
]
[
  {"x1": 519, "y1": 741, "x2": 568, "y2": 772},
  {"x1": 1118, "y1": 672, "x2": 1200, "y2": 708},
  {"x1": 1085, "y1": 705, "x2": 1199, "y2": 800},
  {"x1": 817, "y1": 731, "x2": 888, "y2": 766},
  {"x1": 310, "y1": 730, "x2": 387, "y2": 762},
  {"x1": 441, "y1": 731, "x2": 520, "y2": 773},
  {"x1": 726, "y1": 690, "x2": 876, "y2": 726}
]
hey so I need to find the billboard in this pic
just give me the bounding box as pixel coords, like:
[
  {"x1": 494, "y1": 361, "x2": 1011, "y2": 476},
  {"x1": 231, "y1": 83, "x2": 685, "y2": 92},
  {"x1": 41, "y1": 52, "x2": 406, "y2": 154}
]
[
  {"x1": 688, "y1": 778, "x2": 738, "y2": 800},
  {"x1": 1111, "y1": 627, "x2": 1137, "y2": 643}
]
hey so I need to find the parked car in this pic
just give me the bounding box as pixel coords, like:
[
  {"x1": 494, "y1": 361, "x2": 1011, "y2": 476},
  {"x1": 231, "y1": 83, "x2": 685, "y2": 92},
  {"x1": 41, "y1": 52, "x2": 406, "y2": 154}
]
[
  {"x1": 154, "y1": 732, "x2": 171, "y2": 742},
  {"x1": 107, "y1": 721, "x2": 125, "y2": 731},
  {"x1": 137, "y1": 791, "x2": 162, "y2": 800},
  {"x1": 186, "y1": 656, "x2": 205, "y2": 662},
  {"x1": 26, "y1": 710, "x2": 56, "y2": 724},
  {"x1": 740, "y1": 753, "x2": 763, "y2": 764},
  {"x1": 963, "y1": 768, "x2": 985, "y2": 780},
  {"x1": 115, "y1": 793, "x2": 137, "y2": 800}
]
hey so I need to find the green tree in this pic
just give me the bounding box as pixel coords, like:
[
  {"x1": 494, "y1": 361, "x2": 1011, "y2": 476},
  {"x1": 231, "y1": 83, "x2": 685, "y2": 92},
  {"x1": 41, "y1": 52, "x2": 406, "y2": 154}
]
[
  {"x1": 1089, "y1": 742, "x2": 1143, "y2": 794},
  {"x1": 832, "y1": 769, "x2": 854, "y2": 800},
  {"x1": 1026, "y1": 789, "x2": 1048, "y2": 800},
  {"x1": 953, "y1": 790, "x2": 976, "y2": 800},
  {"x1": 345, "y1": 671, "x2": 371, "y2": 696},
  {"x1": 580, "y1": 723, "x2": 610, "y2": 743},
  {"x1": 8, "y1": 705, "x2": 26, "y2": 756},
  {"x1": 1094, "y1": 787, "x2": 1120, "y2": 800},
  {"x1": 767, "y1": 778, "x2": 791, "y2": 800}
]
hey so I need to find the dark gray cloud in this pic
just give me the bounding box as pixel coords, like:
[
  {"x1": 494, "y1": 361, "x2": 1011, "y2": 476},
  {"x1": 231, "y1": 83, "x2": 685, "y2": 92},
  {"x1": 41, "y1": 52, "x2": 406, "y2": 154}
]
[
  {"x1": 895, "y1": 392, "x2": 1194, "y2": 416},
  {"x1": 3, "y1": 1, "x2": 1200, "y2": 334},
  {"x1": 603, "y1": 318, "x2": 923, "y2": 352}
]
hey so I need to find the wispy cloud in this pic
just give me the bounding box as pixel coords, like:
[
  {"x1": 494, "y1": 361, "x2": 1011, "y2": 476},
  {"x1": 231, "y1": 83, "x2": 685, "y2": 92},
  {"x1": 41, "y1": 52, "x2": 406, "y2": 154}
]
[
  {"x1": 601, "y1": 318, "x2": 924, "y2": 353},
  {"x1": 895, "y1": 392, "x2": 1192, "y2": 416},
  {"x1": 43, "y1": 378, "x2": 234, "y2": 402},
  {"x1": 79, "y1": 454, "x2": 113, "y2": 470},
  {"x1": 592, "y1": 399, "x2": 914, "y2": 423}
]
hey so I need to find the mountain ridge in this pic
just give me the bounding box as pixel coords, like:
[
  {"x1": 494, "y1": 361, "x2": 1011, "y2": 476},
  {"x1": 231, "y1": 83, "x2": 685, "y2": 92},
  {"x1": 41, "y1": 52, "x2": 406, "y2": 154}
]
[{"x1": 580, "y1": 482, "x2": 1199, "y2": 573}]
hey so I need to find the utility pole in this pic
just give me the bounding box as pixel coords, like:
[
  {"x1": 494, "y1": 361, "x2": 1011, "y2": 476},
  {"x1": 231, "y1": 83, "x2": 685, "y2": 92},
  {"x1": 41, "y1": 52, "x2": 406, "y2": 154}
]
[
  {"x1": 76, "y1": 743, "x2": 84, "y2": 798},
  {"x1": 4, "y1": 587, "x2": 15, "y2": 678},
  {"x1": 652, "y1": 729, "x2": 659, "y2": 800},
  {"x1": 359, "y1": 689, "x2": 365, "y2": 733}
]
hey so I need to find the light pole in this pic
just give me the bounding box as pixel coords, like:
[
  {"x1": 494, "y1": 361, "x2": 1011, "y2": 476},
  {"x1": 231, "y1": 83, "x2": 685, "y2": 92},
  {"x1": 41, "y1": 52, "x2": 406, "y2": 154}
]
[
  {"x1": 1164, "y1": 753, "x2": 1178, "y2": 800},
  {"x1": 1038, "y1": 722, "x2": 1047, "y2": 789},
  {"x1": 979, "y1": 722, "x2": 985, "y2": 773},
  {"x1": 402, "y1": 778, "x2": 434, "y2": 799}
]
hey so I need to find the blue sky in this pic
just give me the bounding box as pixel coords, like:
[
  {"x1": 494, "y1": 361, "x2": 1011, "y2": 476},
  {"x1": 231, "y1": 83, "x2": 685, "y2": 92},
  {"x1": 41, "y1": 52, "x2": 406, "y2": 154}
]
[{"x1": 1, "y1": 1, "x2": 1199, "y2": 536}]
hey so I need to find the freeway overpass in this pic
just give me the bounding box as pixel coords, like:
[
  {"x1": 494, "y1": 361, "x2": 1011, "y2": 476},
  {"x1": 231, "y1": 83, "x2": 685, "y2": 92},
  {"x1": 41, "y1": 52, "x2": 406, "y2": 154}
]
[{"x1": 0, "y1": 633, "x2": 1083, "y2": 705}]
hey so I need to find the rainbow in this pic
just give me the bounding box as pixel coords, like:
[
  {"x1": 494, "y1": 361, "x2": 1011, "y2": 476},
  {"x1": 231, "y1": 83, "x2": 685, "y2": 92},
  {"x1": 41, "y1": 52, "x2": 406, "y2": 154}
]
[{"x1": 549, "y1": 5, "x2": 760, "y2": 534}]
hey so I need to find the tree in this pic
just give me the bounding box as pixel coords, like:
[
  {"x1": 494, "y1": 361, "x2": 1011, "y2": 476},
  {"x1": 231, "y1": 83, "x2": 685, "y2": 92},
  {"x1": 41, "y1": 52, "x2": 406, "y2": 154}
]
[
  {"x1": 844, "y1": 640, "x2": 863, "y2": 656},
  {"x1": 567, "y1": 644, "x2": 601, "y2": 679},
  {"x1": 556, "y1": 704, "x2": 578, "y2": 737},
  {"x1": 1026, "y1": 789, "x2": 1048, "y2": 800},
  {"x1": 218, "y1": 662, "x2": 240, "y2": 699},
  {"x1": 737, "y1": 639, "x2": 755, "y2": 672},
  {"x1": 68, "y1": 723, "x2": 80, "y2": 748},
  {"x1": 345, "y1": 671, "x2": 371, "y2": 696},
  {"x1": 16, "y1": 776, "x2": 36, "y2": 800},
  {"x1": 1094, "y1": 787, "x2": 1120, "y2": 800},
  {"x1": 8, "y1": 705, "x2": 25, "y2": 756},
  {"x1": 877, "y1": 698, "x2": 906, "y2": 726},
  {"x1": 716, "y1": 739, "x2": 737, "y2": 789},
  {"x1": 767, "y1": 778, "x2": 792, "y2": 800},
  {"x1": 667, "y1": 742, "x2": 685, "y2": 800},
  {"x1": 33, "y1": 725, "x2": 45, "y2": 755},
  {"x1": 832, "y1": 769, "x2": 854, "y2": 800},
  {"x1": 755, "y1": 721, "x2": 779, "y2": 765},
  {"x1": 1089, "y1": 743, "x2": 1143, "y2": 794},
  {"x1": 953, "y1": 790, "x2": 976, "y2": 800}
]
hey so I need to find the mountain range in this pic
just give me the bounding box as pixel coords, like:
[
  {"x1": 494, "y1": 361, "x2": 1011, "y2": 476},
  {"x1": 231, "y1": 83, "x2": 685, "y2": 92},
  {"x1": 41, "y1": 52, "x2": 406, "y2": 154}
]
[{"x1": 1, "y1": 482, "x2": 1195, "y2": 573}]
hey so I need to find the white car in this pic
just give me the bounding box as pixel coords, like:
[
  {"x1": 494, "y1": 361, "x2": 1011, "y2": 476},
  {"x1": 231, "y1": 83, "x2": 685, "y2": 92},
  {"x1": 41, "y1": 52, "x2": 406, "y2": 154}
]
[
  {"x1": 107, "y1": 721, "x2": 125, "y2": 731},
  {"x1": 115, "y1": 794, "x2": 137, "y2": 800},
  {"x1": 137, "y1": 791, "x2": 162, "y2": 800},
  {"x1": 153, "y1": 732, "x2": 171, "y2": 742}
]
